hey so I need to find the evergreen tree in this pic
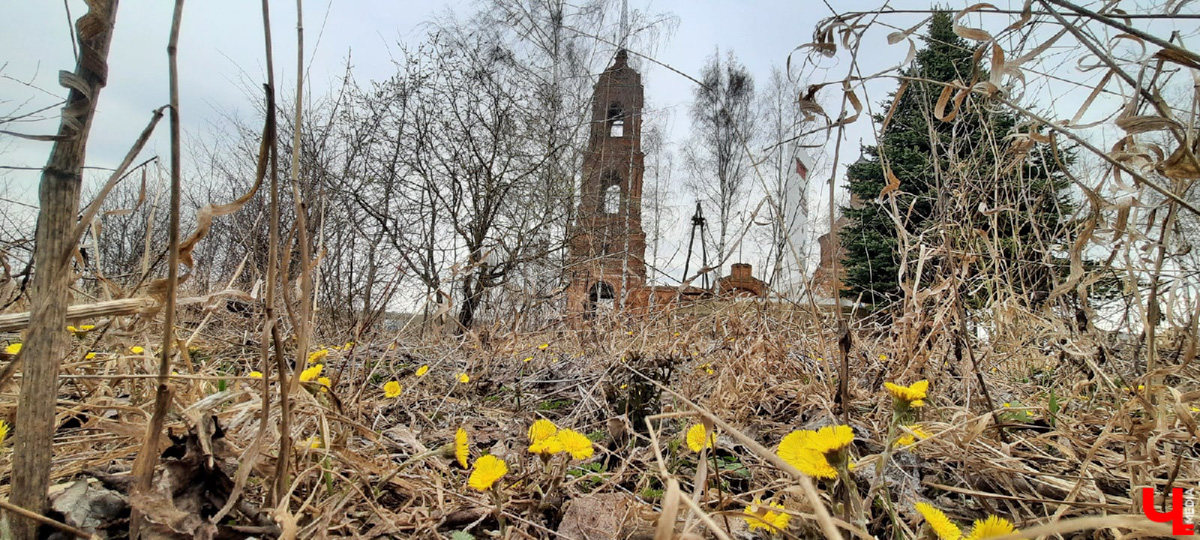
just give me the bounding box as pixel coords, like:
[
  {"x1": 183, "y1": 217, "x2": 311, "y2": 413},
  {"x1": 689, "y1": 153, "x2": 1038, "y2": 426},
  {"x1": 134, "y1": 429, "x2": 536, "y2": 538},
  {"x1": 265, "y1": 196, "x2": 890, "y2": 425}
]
[{"x1": 840, "y1": 11, "x2": 1072, "y2": 308}]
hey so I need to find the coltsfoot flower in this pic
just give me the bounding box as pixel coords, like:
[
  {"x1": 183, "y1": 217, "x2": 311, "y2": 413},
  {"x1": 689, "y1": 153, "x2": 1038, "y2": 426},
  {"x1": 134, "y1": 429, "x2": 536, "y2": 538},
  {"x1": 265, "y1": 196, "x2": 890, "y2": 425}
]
[{"x1": 468, "y1": 455, "x2": 508, "y2": 491}]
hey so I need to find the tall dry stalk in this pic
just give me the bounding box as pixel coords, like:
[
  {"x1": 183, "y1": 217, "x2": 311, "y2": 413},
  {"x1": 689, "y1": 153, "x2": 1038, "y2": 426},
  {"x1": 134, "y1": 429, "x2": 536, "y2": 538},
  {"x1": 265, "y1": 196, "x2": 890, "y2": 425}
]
[
  {"x1": 10, "y1": 2, "x2": 119, "y2": 536},
  {"x1": 276, "y1": 0, "x2": 310, "y2": 500},
  {"x1": 129, "y1": 0, "x2": 185, "y2": 534},
  {"x1": 258, "y1": 0, "x2": 290, "y2": 506}
]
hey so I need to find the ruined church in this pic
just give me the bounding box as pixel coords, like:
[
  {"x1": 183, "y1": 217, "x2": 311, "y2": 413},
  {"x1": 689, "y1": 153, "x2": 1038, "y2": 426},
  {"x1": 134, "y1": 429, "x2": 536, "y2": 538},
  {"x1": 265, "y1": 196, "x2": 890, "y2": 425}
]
[{"x1": 565, "y1": 50, "x2": 765, "y2": 319}]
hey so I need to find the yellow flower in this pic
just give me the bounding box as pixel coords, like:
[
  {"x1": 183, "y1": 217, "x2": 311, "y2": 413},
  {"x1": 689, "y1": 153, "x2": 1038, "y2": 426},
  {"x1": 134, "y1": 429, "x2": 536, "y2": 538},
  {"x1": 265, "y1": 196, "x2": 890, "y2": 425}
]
[
  {"x1": 528, "y1": 419, "x2": 557, "y2": 444},
  {"x1": 454, "y1": 428, "x2": 470, "y2": 468},
  {"x1": 879, "y1": 353, "x2": 888, "y2": 360},
  {"x1": 964, "y1": 516, "x2": 1017, "y2": 540},
  {"x1": 317, "y1": 376, "x2": 332, "y2": 391},
  {"x1": 458, "y1": 373, "x2": 470, "y2": 384},
  {"x1": 529, "y1": 434, "x2": 565, "y2": 455},
  {"x1": 300, "y1": 364, "x2": 324, "y2": 382},
  {"x1": 84, "y1": 352, "x2": 97, "y2": 360},
  {"x1": 5, "y1": 343, "x2": 21, "y2": 355},
  {"x1": 308, "y1": 436, "x2": 323, "y2": 449},
  {"x1": 1002, "y1": 402, "x2": 1011, "y2": 408},
  {"x1": 673, "y1": 332, "x2": 680, "y2": 337},
  {"x1": 915, "y1": 503, "x2": 962, "y2": 540},
  {"x1": 307, "y1": 349, "x2": 329, "y2": 364},
  {"x1": 884, "y1": 380, "x2": 929, "y2": 403},
  {"x1": 130, "y1": 346, "x2": 145, "y2": 354},
  {"x1": 778, "y1": 431, "x2": 834, "y2": 478},
  {"x1": 807, "y1": 425, "x2": 854, "y2": 453},
  {"x1": 249, "y1": 371, "x2": 263, "y2": 378},
  {"x1": 343, "y1": 341, "x2": 354, "y2": 349},
  {"x1": 415, "y1": 365, "x2": 429, "y2": 377},
  {"x1": 80, "y1": 324, "x2": 95, "y2": 331},
  {"x1": 523, "y1": 356, "x2": 533, "y2": 363},
  {"x1": 383, "y1": 380, "x2": 402, "y2": 398},
  {"x1": 895, "y1": 425, "x2": 931, "y2": 447},
  {"x1": 467, "y1": 455, "x2": 508, "y2": 491},
  {"x1": 626, "y1": 330, "x2": 633, "y2": 336},
  {"x1": 776, "y1": 425, "x2": 854, "y2": 479},
  {"x1": 538, "y1": 343, "x2": 549, "y2": 350},
  {"x1": 0, "y1": 420, "x2": 8, "y2": 446},
  {"x1": 685, "y1": 424, "x2": 714, "y2": 453},
  {"x1": 619, "y1": 384, "x2": 628, "y2": 389},
  {"x1": 743, "y1": 499, "x2": 790, "y2": 532},
  {"x1": 555, "y1": 429, "x2": 594, "y2": 460}
]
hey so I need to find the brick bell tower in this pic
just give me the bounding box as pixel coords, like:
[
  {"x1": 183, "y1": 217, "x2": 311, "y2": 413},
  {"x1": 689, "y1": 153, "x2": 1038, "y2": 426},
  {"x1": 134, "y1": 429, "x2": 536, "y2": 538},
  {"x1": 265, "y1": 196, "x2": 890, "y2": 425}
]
[{"x1": 566, "y1": 49, "x2": 647, "y2": 317}]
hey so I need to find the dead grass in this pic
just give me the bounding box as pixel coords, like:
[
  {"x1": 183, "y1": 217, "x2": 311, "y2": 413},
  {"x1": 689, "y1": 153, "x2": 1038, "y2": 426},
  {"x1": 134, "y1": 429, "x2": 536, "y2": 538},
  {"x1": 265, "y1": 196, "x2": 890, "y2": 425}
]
[{"x1": 0, "y1": 297, "x2": 1192, "y2": 538}]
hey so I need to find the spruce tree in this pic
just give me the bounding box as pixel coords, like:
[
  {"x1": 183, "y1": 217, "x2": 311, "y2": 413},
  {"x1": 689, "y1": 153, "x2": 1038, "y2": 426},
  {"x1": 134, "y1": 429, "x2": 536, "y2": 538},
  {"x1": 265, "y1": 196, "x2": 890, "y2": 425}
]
[{"x1": 839, "y1": 11, "x2": 1071, "y2": 308}]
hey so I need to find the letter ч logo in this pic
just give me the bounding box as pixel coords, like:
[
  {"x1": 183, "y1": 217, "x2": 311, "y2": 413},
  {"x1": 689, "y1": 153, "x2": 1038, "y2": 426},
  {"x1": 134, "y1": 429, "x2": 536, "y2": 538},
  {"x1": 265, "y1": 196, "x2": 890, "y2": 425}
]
[{"x1": 1142, "y1": 487, "x2": 1195, "y2": 535}]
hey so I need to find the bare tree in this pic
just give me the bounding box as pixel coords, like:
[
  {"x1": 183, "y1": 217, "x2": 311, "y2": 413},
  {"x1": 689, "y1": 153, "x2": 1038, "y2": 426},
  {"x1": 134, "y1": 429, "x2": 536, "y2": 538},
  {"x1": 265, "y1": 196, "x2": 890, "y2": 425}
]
[
  {"x1": 684, "y1": 48, "x2": 756, "y2": 267},
  {"x1": 757, "y1": 66, "x2": 813, "y2": 290}
]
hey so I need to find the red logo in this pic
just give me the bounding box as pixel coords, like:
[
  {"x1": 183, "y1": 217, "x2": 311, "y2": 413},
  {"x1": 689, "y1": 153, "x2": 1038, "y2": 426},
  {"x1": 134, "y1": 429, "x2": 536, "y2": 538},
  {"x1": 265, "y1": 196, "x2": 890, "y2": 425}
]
[{"x1": 1142, "y1": 487, "x2": 1196, "y2": 535}]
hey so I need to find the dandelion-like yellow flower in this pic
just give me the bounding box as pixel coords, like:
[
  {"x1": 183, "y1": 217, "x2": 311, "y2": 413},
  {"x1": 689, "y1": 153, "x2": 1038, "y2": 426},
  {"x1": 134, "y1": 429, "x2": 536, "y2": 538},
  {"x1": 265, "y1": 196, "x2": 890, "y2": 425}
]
[
  {"x1": 454, "y1": 428, "x2": 470, "y2": 468},
  {"x1": 743, "y1": 499, "x2": 790, "y2": 532},
  {"x1": 67, "y1": 325, "x2": 94, "y2": 335},
  {"x1": 538, "y1": 343, "x2": 549, "y2": 350},
  {"x1": 807, "y1": 425, "x2": 854, "y2": 453},
  {"x1": 523, "y1": 356, "x2": 533, "y2": 363},
  {"x1": 249, "y1": 371, "x2": 263, "y2": 378},
  {"x1": 555, "y1": 429, "x2": 594, "y2": 460},
  {"x1": 528, "y1": 434, "x2": 565, "y2": 455},
  {"x1": 964, "y1": 516, "x2": 1017, "y2": 540},
  {"x1": 885, "y1": 380, "x2": 929, "y2": 403},
  {"x1": 528, "y1": 419, "x2": 557, "y2": 444},
  {"x1": 307, "y1": 349, "x2": 329, "y2": 364},
  {"x1": 317, "y1": 376, "x2": 332, "y2": 391},
  {"x1": 0, "y1": 420, "x2": 9, "y2": 446},
  {"x1": 685, "y1": 424, "x2": 714, "y2": 453},
  {"x1": 415, "y1": 365, "x2": 429, "y2": 377},
  {"x1": 130, "y1": 346, "x2": 145, "y2": 354},
  {"x1": 915, "y1": 503, "x2": 962, "y2": 540},
  {"x1": 4, "y1": 343, "x2": 21, "y2": 355},
  {"x1": 299, "y1": 364, "x2": 324, "y2": 382},
  {"x1": 84, "y1": 352, "x2": 97, "y2": 360},
  {"x1": 308, "y1": 436, "x2": 323, "y2": 449},
  {"x1": 776, "y1": 425, "x2": 855, "y2": 479},
  {"x1": 458, "y1": 373, "x2": 470, "y2": 384},
  {"x1": 467, "y1": 455, "x2": 508, "y2": 491},
  {"x1": 895, "y1": 425, "x2": 931, "y2": 448},
  {"x1": 880, "y1": 353, "x2": 888, "y2": 360},
  {"x1": 383, "y1": 380, "x2": 402, "y2": 398}
]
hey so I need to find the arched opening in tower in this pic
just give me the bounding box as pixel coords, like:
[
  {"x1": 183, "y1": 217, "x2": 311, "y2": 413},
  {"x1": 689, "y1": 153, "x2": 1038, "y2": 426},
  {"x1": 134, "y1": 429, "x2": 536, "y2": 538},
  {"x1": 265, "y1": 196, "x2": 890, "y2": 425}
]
[
  {"x1": 603, "y1": 184, "x2": 621, "y2": 215},
  {"x1": 607, "y1": 102, "x2": 624, "y2": 137},
  {"x1": 588, "y1": 281, "x2": 615, "y2": 316}
]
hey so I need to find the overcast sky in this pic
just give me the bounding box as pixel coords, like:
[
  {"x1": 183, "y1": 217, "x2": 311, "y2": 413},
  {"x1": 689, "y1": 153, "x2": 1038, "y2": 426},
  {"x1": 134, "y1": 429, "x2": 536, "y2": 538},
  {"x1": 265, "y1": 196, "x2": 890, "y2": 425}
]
[{"x1": 4, "y1": 1, "x2": 1187, "y2": 289}]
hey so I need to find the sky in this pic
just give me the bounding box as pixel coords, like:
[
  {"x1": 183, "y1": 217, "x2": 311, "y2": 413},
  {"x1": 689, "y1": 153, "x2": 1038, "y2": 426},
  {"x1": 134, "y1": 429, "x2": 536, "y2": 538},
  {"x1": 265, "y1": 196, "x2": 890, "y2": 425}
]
[{"x1": 3, "y1": 1, "x2": 1192, "y2": 300}]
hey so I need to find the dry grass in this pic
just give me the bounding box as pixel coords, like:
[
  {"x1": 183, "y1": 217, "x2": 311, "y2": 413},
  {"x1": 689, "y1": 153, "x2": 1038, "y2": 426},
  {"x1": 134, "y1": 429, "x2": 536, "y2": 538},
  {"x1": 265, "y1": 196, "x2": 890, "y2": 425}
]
[{"x1": 0, "y1": 297, "x2": 1191, "y2": 538}]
